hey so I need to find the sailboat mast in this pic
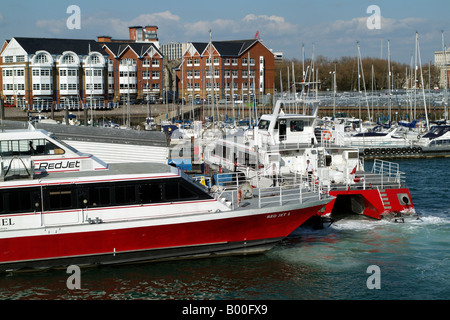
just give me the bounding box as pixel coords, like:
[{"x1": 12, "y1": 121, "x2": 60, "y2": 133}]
[
  {"x1": 416, "y1": 32, "x2": 430, "y2": 130},
  {"x1": 388, "y1": 40, "x2": 392, "y2": 123},
  {"x1": 442, "y1": 31, "x2": 448, "y2": 120}
]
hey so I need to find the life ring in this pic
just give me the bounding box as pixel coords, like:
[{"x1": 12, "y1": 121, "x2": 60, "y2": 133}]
[{"x1": 322, "y1": 130, "x2": 332, "y2": 141}]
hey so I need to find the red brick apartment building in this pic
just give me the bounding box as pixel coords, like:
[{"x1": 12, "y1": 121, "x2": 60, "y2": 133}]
[
  {"x1": 0, "y1": 25, "x2": 276, "y2": 111},
  {"x1": 0, "y1": 26, "x2": 163, "y2": 110},
  {"x1": 177, "y1": 39, "x2": 275, "y2": 105}
]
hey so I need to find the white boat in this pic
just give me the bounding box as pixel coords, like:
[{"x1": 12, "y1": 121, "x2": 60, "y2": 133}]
[
  {"x1": 0, "y1": 125, "x2": 332, "y2": 272},
  {"x1": 203, "y1": 99, "x2": 416, "y2": 221}
]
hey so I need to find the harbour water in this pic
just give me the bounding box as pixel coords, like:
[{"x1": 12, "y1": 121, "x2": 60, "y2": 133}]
[{"x1": 0, "y1": 159, "x2": 448, "y2": 302}]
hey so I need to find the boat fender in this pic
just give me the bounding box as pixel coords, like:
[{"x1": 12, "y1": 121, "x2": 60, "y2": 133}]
[{"x1": 238, "y1": 189, "x2": 242, "y2": 204}]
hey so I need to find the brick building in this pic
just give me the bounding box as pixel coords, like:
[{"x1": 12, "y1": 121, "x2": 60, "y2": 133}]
[
  {"x1": 176, "y1": 39, "x2": 275, "y2": 105},
  {"x1": 0, "y1": 26, "x2": 163, "y2": 110},
  {"x1": 0, "y1": 27, "x2": 277, "y2": 113}
]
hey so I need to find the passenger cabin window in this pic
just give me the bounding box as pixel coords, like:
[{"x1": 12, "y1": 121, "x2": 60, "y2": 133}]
[
  {"x1": 115, "y1": 184, "x2": 136, "y2": 205},
  {"x1": 290, "y1": 120, "x2": 304, "y2": 132},
  {"x1": 0, "y1": 179, "x2": 212, "y2": 215},
  {"x1": 258, "y1": 120, "x2": 271, "y2": 130},
  {"x1": 0, "y1": 139, "x2": 64, "y2": 157},
  {"x1": 139, "y1": 183, "x2": 162, "y2": 203},
  {"x1": 46, "y1": 187, "x2": 73, "y2": 211},
  {"x1": 0, "y1": 187, "x2": 40, "y2": 214},
  {"x1": 89, "y1": 186, "x2": 111, "y2": 207}
]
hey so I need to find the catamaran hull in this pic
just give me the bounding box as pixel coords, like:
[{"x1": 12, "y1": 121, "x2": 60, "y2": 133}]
[
  {"x1": 0, "y1": 202, "x2": 327, "y2": 272},
  {"x1": 323, "y1": 188, "x2": 414, "y2": 220}
]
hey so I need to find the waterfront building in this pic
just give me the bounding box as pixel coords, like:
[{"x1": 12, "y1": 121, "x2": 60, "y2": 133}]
[
  {"x1": 160, "y1": 42, "x2": 189, "y2": 61},
  {"x1": 0, "y1": 26, "x2": 164, "y2": 110},
  {"x1": 0, "y1": 37, "x2": 107, "y2": 110},
  {"x1": 176, "y1": 39, "x2": 275, "y2": 107},
  {"x1": 434, "y1": 48, "x2": 450, "y2": 88}
]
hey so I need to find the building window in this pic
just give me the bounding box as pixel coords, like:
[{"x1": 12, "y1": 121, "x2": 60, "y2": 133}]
[
  {"x1": 152, "y1": 60, "x2": 159, "y2": 67},
  {"x1": 35, "y1": 54, "x2": 48, "y2": 64},
  {"x1": 90, "y1": 55, "x2": 101, "y2": 64},
  {"x1": 62, "y1": 55, "x2": 75, "y2": 64},
  {"x1": 16, "y1": 56, "x2": 25, "y2": 62},
  {"x1": 120, "y1": 58, "x2": 135, "y2": 66},
  {"x1": 32, "y1": 69, "x2": 40, "y2": 76},
  {"x1": 4, "y1": 56, "x2": 13, "y2": 63},
  {"x1": 40, "y1": 69, "x2": 51, "y2": 76},
  {"x1": 60, "y1": 69, "x2": 67, "y2": 76},
  {"x1": 152, "y1": 71, "x2": 160, "y2": 79}
]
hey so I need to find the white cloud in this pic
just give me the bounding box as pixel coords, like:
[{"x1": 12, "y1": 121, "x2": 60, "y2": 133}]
[{"x1": 36, "y1": 18, "x2": 66, "y2": 35}]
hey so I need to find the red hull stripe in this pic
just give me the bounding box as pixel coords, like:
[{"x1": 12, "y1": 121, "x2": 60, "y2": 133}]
[{"x1": 0, "y1": 204, "x2": 324, "y2": 266}]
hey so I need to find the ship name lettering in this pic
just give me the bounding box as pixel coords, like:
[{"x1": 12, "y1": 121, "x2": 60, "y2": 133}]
[
  {"x1": 1, "y1": 218, "x2": 14, "y2": 226},
  {"x1": 39, "y1": 161, "x2": 81, "y2": 171}
]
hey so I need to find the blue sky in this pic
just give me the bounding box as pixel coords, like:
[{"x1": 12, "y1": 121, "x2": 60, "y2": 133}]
[{"x1": 0, "y1": 0, "x2": 448, "y2": 64}]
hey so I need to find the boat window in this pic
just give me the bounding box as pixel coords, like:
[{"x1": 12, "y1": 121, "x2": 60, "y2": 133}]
[
  {"x1": 89, "y1": 186, "x2": 111, "y2": 207},
  {"x1": 46, "y1": 187, "x2": 73, "y2": 211},
  {"x1": 164, "y1": 180, "x2": 199, "y2": 201},
  {"x1": 258, "y1": 119, "x2": 271, "y2": 130},
  {"x1": 1, "y1": 187, "x2": 40, "y2": 214},
  {"x1": 290, "y1": 120, "x2": 304, "y2": 132},
  {"x1": 0, "y1": 139, "x2": 65, "y2": 157},
  {"x1": 8, "y1": 190, "x2": 33, "y2": 213},
  {"x1": 348, "y1": 152, "x2": 358, "y2": 159},
  {"x1": 115, "y1": 184, "x2": 136, "y2": 205},
  {"x1": 139, "y1": 183, "x2": 162, "y2": 204}
]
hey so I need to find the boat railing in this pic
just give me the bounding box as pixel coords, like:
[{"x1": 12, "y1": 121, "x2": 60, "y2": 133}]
[
  {"x1": 257, "y1": 184, "x2": 324, "y2": 208},
  {"x1": 371, "y1": 159, "x2": 405, "y2": 186},
  {"x1": 215, "y1": 178, "x2": 328, "y2": 210}
]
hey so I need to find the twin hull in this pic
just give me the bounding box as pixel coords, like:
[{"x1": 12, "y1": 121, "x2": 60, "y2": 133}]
[{"x1": 0, "y1": 199, "x2": 328, "y2": 272}]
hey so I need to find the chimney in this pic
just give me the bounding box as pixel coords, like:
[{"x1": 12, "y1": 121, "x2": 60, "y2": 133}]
[{"x1": 97, "y1": 36, "x2": 112, "y2": 42}]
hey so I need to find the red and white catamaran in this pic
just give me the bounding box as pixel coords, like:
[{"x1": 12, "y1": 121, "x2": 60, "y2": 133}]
[
  {"x1": 0, "y1": 126, "x2": 332, "y2": 272},
  {"x1": 203, "y1": 99, "x2": 416, "y2": 222}
]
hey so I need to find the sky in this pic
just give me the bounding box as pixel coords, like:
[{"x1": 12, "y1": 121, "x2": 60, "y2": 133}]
[{"x1": 0, "y1": 0, "x2": 449, "y2": 64}]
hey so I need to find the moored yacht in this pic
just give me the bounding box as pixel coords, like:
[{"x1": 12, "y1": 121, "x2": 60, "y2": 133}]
[{"x1": 0, "y1": 126, "x2": 332, "y2": 272}]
